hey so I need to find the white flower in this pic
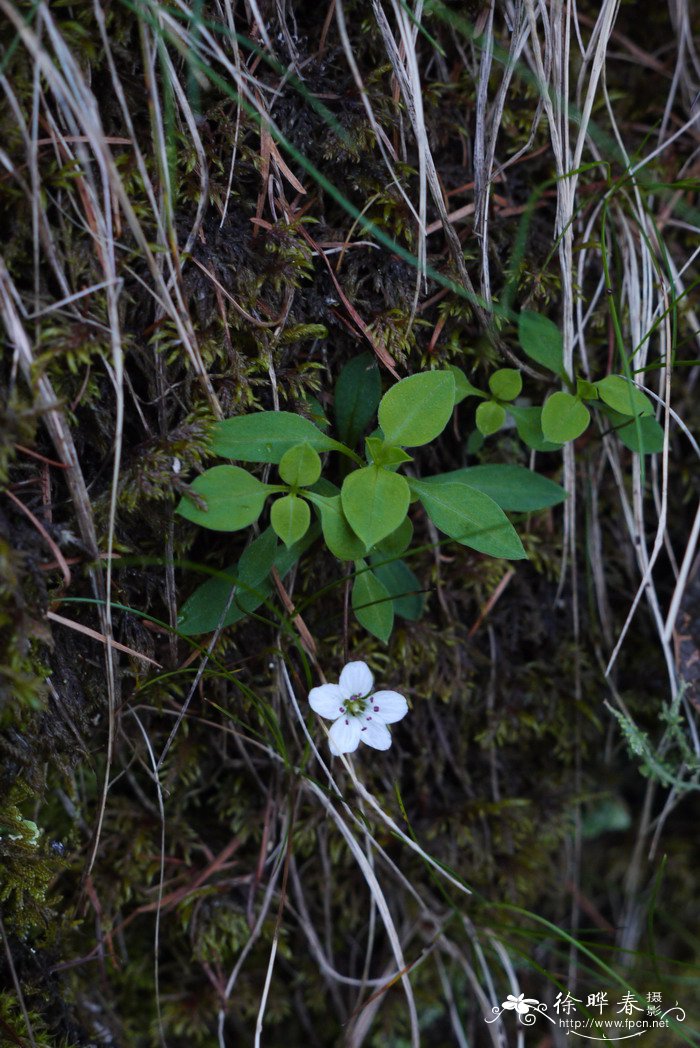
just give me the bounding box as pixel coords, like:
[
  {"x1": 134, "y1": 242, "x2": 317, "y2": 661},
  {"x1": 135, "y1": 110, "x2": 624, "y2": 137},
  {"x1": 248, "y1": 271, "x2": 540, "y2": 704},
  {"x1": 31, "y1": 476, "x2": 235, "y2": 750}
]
[
  {"x1": 308, "y1": 660, "x2": 408, "y2": 756},
  {"x1": 502, "y1": 993, "x2": 539, "y2": 1015}
]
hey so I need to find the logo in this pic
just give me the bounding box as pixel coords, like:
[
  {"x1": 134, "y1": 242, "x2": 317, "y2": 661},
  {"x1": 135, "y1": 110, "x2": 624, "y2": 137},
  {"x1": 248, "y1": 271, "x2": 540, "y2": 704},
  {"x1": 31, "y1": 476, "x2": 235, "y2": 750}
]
[{"x1": 485, "y1": 989, "x2": 686, "y2": 1041}]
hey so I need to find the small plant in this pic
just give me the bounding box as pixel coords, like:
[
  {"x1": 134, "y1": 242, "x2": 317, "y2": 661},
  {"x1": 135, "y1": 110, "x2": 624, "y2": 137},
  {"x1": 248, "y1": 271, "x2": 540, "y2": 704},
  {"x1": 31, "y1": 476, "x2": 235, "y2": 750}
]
[
  {"x1": 176, "y1": 331, "x2": 572, "y2": 642},
  {"x1": 175, "y1": 314, "x2": 660, "y2": 643},
  {"x1": 465, "y1": 311, "x2": 663, "y2": 454},
  {"x1": 606, "y1": 688, "x2": 700, "y2": 791}
]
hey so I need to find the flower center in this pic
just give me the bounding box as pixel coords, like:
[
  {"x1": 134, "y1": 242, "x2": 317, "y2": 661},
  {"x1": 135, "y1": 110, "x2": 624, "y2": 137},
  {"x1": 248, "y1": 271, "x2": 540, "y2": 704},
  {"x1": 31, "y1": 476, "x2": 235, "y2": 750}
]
[{"x1": 343, "y1": 693, "x2": 368, "y2": 717}]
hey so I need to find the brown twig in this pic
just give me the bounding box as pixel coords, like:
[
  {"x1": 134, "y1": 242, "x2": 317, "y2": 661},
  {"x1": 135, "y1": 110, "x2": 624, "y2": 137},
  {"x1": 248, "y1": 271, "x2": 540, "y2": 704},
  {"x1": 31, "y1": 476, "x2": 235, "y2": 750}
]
[
  {"x1": 467, "y1": 569, "x2": 516, "y2": 638},
  {"x1": 270, "y1": 567, "x2": 318, "y2": 660},
  {"x1": 47, "y1": 610, "x2": 162, "y2": 668}
]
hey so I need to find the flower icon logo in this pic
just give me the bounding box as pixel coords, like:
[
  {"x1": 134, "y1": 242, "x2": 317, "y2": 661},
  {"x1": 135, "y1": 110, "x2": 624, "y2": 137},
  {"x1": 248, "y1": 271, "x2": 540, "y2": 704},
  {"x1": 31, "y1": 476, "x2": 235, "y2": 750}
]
[{"x1": 502, "y1": 993, "x2": 540, "y2": 1015}]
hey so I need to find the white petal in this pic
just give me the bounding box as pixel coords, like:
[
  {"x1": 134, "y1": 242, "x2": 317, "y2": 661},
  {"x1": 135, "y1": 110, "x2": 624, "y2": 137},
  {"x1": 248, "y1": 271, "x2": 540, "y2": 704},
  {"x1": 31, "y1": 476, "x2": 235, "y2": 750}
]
[
  {"x1": 329, "y1": 715, "x2": 361, "y2": 755},
  {"x1": 339, "y1": 661, "x2": 374, "y2": 698},
  {"x1": 309, "y1": 684, "x2": 346, "y2": 720},
  {"x1": 368, "y1": 690, "x2": 408, "y2": 724},
  {"x1": 359, "y1": 718, "x2": 392, "y2": 751}
]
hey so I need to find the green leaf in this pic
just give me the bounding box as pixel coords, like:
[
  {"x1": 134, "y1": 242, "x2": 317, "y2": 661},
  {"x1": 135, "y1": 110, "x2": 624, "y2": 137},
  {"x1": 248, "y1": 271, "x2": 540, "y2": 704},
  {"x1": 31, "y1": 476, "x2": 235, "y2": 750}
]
[
  {"x1": 576, "y1": 378, "x2": 598, "y2": 401},
  {"x1": 508, "y1": 406, "x2": 562, "y2": 452},
  {"x1": 178, "y1": 569, "x2": 269, "y2": 636},
  {"x1": 270, "y1": 494, "x2": 311, "y2": 548},
  {"x1": 307, "y1": 477, "x2": 340, "y2": 497},
  {"x1": 238, "y1": 527, "x2": 278, "y2": 576},
  {"x1": 274, "y1": 525, "x2": 320, "y2": 575},
  {"x1": 446, "y1": 364, "x2": 486, "y2": 403},
  {"x1": 306, "y1": 492, "x2": 367, "y2": 560},
  {"x1": 378, "y1": 370, "x2": 456, "y2": 447},
  {"x1": 599, "y1": 405, "x2": 664, "y2": 454},
  {"x1": 211, "y1": 411, "x2": 341, "y2": 463},
  {"x1": 488, "y1": 368, "x2": 522, "y2": 401},
  {"x1": 177, "y1": 528, "x2": 278, "y2": 635},
  {"x1": 518, "y1": 311, "x2": 565, "y2": 376},
  {"x1": 352, "y1": 567, "x2": 394, "y2": 643},
  {"x1": 475, "y1": 400, "x2": 506, "y2": 436},
  {"x1": 341, "y1": 466, "x2": 410, "y2": 547},
  {"x1": 541, "y1": 392, "x2": 591, "y2": 443},
  {"x1": 466, "y1": 429, "x2": 485, "y2": 454},
  {"x1": 374, "y1": 516, "x2": 414, "y2": 557},
  {"x1": 177, "y1": 526, "x2": 319, "y2": 636},
  {"x1": 278, "y1": 443, "x2": 322, "y2": 487},
  {"x1": 299, "y1": 395, "x2": 329, "y2": 431},
  {"x1": 429, "y1": 465, "x2": 567, "y2": 512},
  {"x1": 176, "y1": 465, "x2": 269, "y2": 532},
  {"x1": 334, "y1": 353, "x2": 382, "y2": 446},
  {"x1": 594, "y1": 375, "x2": 654, "y2": 417},
  {"x1": 410, "y1": 478, "x2": 527, "y2": 560},
  {"x1": 365, "y1": 436, "x2": 413, "y2": 467},
  {"x1": 371, "y1": 558, "x2": 424, "y2": 621}
]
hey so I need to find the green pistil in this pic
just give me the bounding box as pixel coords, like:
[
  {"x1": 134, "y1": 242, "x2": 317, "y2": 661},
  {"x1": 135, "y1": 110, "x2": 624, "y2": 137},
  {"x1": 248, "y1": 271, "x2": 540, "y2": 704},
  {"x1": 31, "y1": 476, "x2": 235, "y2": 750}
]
[{"x1": 344, "y1": 695, "x2": 368, "y2": 717}]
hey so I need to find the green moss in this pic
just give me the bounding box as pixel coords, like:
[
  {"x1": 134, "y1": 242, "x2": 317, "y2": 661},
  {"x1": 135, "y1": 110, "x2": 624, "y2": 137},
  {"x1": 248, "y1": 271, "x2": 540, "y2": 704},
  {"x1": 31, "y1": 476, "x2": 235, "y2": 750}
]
[{"x1": 0, "y1": 785, "x2": 63, "y2": 936}]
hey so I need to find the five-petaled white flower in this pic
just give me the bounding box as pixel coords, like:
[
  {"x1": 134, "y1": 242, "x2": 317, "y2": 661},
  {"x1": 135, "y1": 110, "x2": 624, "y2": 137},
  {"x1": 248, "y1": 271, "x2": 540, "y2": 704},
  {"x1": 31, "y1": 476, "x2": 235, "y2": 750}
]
[
  {"x1": 308, "y1": 660, "x2": 408, "y2": 755},
  {"x1": 502, "y1": 993, "x2": 539, "y2": 1015}
]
